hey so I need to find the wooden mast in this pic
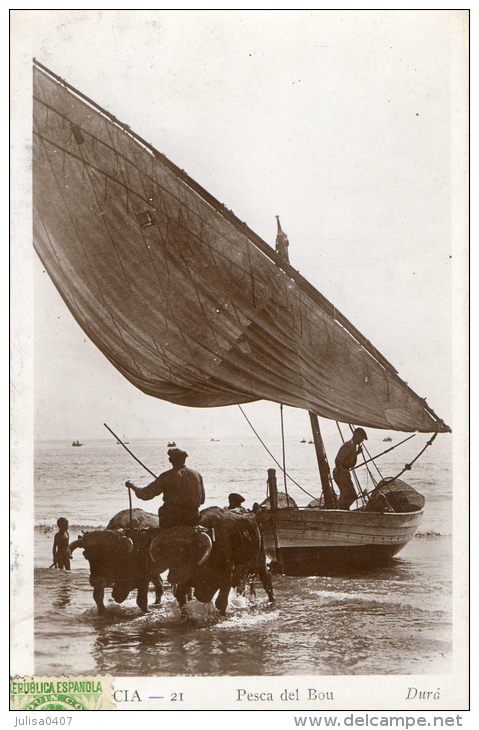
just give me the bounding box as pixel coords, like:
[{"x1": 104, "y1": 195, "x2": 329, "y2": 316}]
[
  {"x1": 308, "y1": 412, "x2": 335, "y2": 508},
  {"x1": 275, "y1": 218, "x2": 335, "y2": 508}
]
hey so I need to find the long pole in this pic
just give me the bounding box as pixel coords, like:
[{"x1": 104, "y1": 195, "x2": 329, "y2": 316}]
[
  {"x1": 351, "y1": 434, "x2": 416, "y2": 470},
  {"x1": 280, "y1": 404, "x2": 288, "y2": 497},
  {"x1": 267, "y1": 468, "x2": 284, "y2": 573},
  {"x1": 128, "y1": 486, "x2": 133, "y2": 527},
  {"x1": 274, "y1": 223, "x2": 331, "y2": 508},
  {"x1": 308, "y1": 412, "x2": 335, "y2": 508},
  {"x1": 103, "y1": 423, "x2": 157, "y2": 478},
  {"x1": 103, "y1": 423, "x2": 157, "y2": 528}
]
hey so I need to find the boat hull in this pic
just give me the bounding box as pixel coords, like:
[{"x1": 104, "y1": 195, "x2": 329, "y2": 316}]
[
  {"x1": 257, "y1": 507, "x2": 423, "y2": 576},
  {"x1": 268, "y1": 543, "x2": 408, "y2": 575}
]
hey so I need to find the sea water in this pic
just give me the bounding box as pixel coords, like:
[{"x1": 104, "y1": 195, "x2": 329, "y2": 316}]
[{"x1": 33, "y1": 434, "x2": 452, "y2": 676}]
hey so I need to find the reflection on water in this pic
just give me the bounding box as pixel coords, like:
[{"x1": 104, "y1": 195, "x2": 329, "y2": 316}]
[
  {"x1": 91, "y1": 598, "x2": 279, "y2": 676},
  {"x1": 52, "y1": 575, "x2": 73, "y2": 610},
  {"x1": 34, "y1": 541, "x2": 451, "y2": 677}
]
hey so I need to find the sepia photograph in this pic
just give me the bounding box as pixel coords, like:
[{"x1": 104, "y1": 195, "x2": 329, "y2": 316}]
[{"x1": 10, "y1": 8, "x2": 468, "y2": 712}]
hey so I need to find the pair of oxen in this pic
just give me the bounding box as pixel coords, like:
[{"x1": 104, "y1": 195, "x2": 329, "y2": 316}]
[{"x1": 69, "y1": 507, "x2": 274, "y2": 615}]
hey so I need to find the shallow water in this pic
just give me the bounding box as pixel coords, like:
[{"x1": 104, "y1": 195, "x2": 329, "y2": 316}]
[{"x1": 34, "y1": 435, "x2": 452, "y2": 676}]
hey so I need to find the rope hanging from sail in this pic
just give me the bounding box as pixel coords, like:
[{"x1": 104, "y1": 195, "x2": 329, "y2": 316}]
[{"x1": 237, "y1": 404, "x2": 319, "y2": 501}]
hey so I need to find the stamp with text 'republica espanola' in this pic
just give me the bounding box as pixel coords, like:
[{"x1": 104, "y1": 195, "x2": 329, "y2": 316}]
[{"x1": 10, "y1": 677, "x2": 113, "y2": 711}]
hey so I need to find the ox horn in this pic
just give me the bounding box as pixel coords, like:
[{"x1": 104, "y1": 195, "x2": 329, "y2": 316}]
[
  {"x1": 119, "y1": 535, "x2": 134, "y2": 553},
  {"x1": 195, "y1": 530, "x2": 212, "y2": 566},
  {"x1": 68, "y1": 538, "x2": 84, "y2": 552}
]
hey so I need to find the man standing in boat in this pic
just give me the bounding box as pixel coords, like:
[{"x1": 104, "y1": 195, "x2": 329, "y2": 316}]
[
  {"x1": 333, "y1": 428, "x2": 368, "y2": 510},
  {"x1": 125, "y1": 448, "x2": 205, "y2": 528}
]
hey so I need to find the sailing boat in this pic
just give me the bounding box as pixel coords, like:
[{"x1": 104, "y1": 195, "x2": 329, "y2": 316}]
[{"x1": 32, "y1": 61, "x2": 450, "y2": 575}]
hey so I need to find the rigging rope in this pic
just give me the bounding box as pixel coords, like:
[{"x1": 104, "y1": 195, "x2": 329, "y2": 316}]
[
  {"x1": 384, "y1": 432, "x2": 439, "y2": 483},
  {"x1": 238, "y1": 406, "x2": 438, "y2": 504},
  {"x1": 237, "y1": 405, "x2": 318, "y2": 502},
  {"x1": 351, "y1": 434, "x2": 416, "y2": 470},
  {"x1": 348, "y1": 425, "x2": 437, "y2": 486}
]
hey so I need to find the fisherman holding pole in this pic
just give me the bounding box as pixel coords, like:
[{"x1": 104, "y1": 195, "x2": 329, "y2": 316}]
[{"x1": 125, "y1": 448, "x2": 205, "y2": 528}]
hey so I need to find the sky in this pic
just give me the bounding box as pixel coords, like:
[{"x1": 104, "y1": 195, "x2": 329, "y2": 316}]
[{"x1": 11, "y1": 9, "x2": 467, "y2": 442}]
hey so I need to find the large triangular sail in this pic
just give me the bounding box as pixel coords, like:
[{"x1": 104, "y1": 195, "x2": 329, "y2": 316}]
[{"x1": 33, "y1": 61, "x2": 449, "y2": 434}]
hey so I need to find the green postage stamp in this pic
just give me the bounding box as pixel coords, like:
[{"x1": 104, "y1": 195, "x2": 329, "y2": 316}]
[{"x1": 10, "y1": 678, "x2": 113, "y2": 711}]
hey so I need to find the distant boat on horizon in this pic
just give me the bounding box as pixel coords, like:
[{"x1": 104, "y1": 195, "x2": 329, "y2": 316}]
[
  {"x1": 71, "y1": 440, "x2": 83, "y2": 447},
  {"x1": 167, "y1": 441, "x2": 176, "y2": 447},
  {"x1": 383, "y1": 436, "x2": 393, "y2": 442}
]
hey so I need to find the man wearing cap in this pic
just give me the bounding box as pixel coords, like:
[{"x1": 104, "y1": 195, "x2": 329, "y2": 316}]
[
  {"x1": 125, "y1": 448, "x2": 205, "y2": 528},
  {"x1": 225, "y1": 493, "x2": 247, "y2": 513},
  {"x1": 333, "y1": 428, "x2": 368, "y2": 510}
]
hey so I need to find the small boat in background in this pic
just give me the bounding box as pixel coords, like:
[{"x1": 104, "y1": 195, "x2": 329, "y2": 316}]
[
  {"x1": 300, "y1": 438, "x2": 307, "y2": 443},
  {"x1": 383, "y1": 437, "x2": 393, "y2": 442},
  {"x1": 167, "y1": 441, "x2": 176, "y2": 448},
  {"x1": 71, "y1": 440, "x2": 83, "y2": 447}
]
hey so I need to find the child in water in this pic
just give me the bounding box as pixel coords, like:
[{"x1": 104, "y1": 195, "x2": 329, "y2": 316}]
[{"x1": 52, "y1": 517, "x2": 71, "y2": 570}]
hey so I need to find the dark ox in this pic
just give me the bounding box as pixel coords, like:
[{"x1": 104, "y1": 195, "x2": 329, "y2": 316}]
[
  {"x1": 106, "y1": 508, "x2": 159, "y2": 531},
  {"x1": 149, "y1": 507, "x2": 274, "y2": 614},
  {"x1": 69, "y1": 509, "x2": 162, "y2": 615}
]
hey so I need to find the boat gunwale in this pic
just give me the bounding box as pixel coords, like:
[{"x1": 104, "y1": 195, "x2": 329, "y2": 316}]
[
  {"x1": 258, "y1": 506, "x2": 424, "y2": 515},
  {"x1": 257, "y1": 507, "x2": 424, "y2": 524}
]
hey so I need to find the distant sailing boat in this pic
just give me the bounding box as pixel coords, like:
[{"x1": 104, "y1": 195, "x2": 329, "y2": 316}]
[
  {"x1": 33, "y1": 61, "x2": 450, "y2": 575},
  {"x1": 71, "y1": 440, "x2": 83, "y2": 447}
]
